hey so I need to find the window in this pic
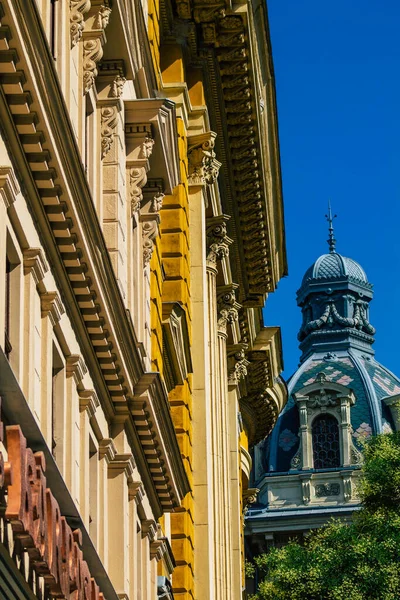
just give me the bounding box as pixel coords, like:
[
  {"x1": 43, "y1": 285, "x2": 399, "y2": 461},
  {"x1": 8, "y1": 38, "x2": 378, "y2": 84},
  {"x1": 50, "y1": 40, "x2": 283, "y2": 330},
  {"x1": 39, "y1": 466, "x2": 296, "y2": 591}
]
[{"x1": 312, "y1": 414, "x2": 340, "y2": 469}]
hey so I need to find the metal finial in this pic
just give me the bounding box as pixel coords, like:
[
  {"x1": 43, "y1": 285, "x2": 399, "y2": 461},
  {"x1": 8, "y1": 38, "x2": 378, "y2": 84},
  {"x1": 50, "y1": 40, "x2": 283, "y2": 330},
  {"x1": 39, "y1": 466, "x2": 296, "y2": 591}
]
[{"x1": 325, "y1": 200, "x2": 337, "y2": 253}]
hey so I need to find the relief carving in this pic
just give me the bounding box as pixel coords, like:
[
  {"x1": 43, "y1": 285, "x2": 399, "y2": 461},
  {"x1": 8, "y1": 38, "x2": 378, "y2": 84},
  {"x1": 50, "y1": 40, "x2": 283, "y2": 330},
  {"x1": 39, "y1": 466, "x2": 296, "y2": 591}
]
[
  {"x1": 100, "y1": 105, "x2": 118, "y2": 159},
  {"x1": 188, "y1": 132, "x2": 220, "y2": 186},
  {"x1": 228, "y1": 344, "x2": 249, "y2": 385},
  {"x1": 142, "y1": 219, "x2": 158, "y2": 267},
  {"x1": 206, "y1": 216, "x2": 232, "y2": 268},
  {"x1": 110, "y1": 73, "x2": 126, "y2": 98},
  {"x1": 129, "y1": 167, "x2": 147, "y2": 214},
  {"x1": 83, "y1": 37, "x2": 103, "y2": 94},
  {"x1": 70, "y1": 0, "x2": 91, "y2": 48},
  {"x1": 217, "y1": 285, "x2": 241, "y2": 332},
  {"x1": 94, "y1": 4, "x2": 111, "y2": 29}
]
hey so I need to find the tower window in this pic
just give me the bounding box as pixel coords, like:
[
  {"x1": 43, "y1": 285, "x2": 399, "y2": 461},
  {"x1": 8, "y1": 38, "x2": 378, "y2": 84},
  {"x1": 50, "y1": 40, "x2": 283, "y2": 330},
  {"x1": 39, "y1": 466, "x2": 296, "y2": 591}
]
[{"x1": 312, "y1": 414, "x2": 340, "y2": 469}]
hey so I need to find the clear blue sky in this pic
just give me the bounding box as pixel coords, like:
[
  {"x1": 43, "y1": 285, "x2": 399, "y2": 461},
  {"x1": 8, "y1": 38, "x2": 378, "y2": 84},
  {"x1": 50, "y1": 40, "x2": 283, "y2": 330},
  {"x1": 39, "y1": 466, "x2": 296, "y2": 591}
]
[{"x1": 263, "y1": 1, "x2": 400, "y2": 378}]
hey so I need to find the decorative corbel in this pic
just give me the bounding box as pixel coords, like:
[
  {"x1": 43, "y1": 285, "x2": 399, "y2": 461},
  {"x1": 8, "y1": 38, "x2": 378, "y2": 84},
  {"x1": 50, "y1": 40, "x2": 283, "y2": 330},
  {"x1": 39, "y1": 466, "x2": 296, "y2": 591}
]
[
  {"x1": 79, "y1": 389, "x2": 100, "y2": 417},
  {"x1": 0, "y1": 166, "x2": 19, "y2": 209},
  {"x1": 82, "y1": 3, "x2": 112, "y2": 94},
  {"x1": 70, "y1": 0, "x2": 91, "y2": 48},
  {"x1": 97, "y1": 62, "x2": 127, "y2": 159},
  {"x1": 242, "y1": 487, "x2": 259, "y2": 514},
  {"x1": 187, "y1": 131, "x2": 221, "y2": 187},
  {"x1": 217, "y1": 284, "x2": 241, "y2": 333},
  {"x1": 141, "y1": 217, "x2": 159, "y2": 268},
  {"x1": 228, "y1": 343, "x2": 249, "y2": 385},
  {"x1": 23, "y1": 248, "x2": 49, "y2": 285},
  {"x1": 206, "y1": 215, "x2": 232, "y2": 269},
  {"x1": 125, "y1": 124, "x2": 155, "y2": 217},
  {"x1": 40, "y1": 290, "x2": 65, "y2": 326},
  {"x1": 66, "y1": 354, "x2": 88, "y2": 387}
]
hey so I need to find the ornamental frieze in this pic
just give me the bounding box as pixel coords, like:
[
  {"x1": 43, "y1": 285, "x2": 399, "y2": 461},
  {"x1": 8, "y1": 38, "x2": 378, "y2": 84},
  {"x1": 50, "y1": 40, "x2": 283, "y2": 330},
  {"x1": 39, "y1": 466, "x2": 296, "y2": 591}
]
[{"x1": 0, "y1": 400, "x2": 104, "y2": 599}]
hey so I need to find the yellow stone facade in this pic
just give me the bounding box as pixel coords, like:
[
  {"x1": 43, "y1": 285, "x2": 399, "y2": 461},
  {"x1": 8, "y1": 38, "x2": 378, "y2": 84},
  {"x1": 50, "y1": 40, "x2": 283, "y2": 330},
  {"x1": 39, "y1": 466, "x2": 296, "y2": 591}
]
[{"x1": 0, "y1": 1, "x2": 287, "y2": 599}]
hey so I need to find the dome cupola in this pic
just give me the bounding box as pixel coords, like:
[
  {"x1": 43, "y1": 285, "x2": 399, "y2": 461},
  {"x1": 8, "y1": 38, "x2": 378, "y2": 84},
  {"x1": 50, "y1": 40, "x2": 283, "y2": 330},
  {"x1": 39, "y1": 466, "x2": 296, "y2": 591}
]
[{"x1": 297, "y1": 205, "x2": 375, "y2": 362}]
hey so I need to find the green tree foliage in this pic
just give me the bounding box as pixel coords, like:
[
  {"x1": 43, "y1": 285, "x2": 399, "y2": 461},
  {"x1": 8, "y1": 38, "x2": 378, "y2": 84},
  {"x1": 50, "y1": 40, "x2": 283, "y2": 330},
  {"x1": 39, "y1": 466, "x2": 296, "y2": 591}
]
[{"x1": 249, "y1": 433, "x2": 400, "y2": 600}]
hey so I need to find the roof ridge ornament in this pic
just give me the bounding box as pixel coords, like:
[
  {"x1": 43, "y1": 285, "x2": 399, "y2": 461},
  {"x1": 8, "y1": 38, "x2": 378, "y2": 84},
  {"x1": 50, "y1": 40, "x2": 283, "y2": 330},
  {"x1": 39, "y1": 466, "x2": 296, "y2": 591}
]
[{"x1": 325, "y1": 200, "x2": 337, "y2": 254}]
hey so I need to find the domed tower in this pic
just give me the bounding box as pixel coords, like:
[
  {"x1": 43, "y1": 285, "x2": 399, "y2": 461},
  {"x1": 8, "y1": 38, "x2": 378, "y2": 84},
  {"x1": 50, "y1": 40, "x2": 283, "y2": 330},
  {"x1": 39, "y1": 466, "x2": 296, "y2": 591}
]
[{"x1": 245, "y1": 211, "x2": 400, "y2": 550}]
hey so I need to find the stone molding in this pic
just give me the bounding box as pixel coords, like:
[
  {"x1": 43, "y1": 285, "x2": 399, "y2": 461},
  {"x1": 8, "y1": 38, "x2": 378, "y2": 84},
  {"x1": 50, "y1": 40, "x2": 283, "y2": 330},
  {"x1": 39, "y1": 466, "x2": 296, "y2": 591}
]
[
  {"x1": 217, "y1": 284, "x2": 241, "y2": 333},
  {"x1": 187, "y1": 131, "x2": 221, "y2": 187},
  {"x1": 108, "y1": 452, "x2": 136, "y2": 477},
  {"x1": 69, "y1": 0, "x2": 91, "y2": 48},
  {"x1": 206, "y1": 215, "x2": 232, "y2": 269},
  {"x1": 0, "y1": 166, "x2": 19, "y2": 208},
  {"x1": 66, "y1": 353, "x2": 88, "y2": 386},
  {"x1": 242, "y1": 487, "x2": 259, "y2": 514},
  {"x1": 40, "y1": 290, "x2": 65, "y2": 327},
  {"x1": 79, "y1": 388, "x2": 100, "y2": 417},
  {"x1": 23, "y1": 248, "x2": 49, "y2": 285},
  {"x1": 227, "y1": 343, "x2": 249, "y2": 385},
  {"x1": 128, "y1": 481, "x2": 145, "y2": 505},
  {"x1": 82, "y1": 3, "x2": 111, "y2": 94},
  {"x1": 126, "y1": 123, "x2": 154, "y2": 215}
]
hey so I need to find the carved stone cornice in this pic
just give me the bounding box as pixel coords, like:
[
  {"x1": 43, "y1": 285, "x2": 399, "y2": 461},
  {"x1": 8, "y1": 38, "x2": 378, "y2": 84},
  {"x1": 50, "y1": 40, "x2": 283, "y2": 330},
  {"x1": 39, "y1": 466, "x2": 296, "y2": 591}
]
[
  {"x1": 82, "y1": 3, "x2": 111, "y2": 94},
  {"x1": 217, "y1": 284, "x2": 241, "y2": 333},
  {"x1": 171, "y1": 2, "x2": 288, "y2": 303},
  {"x1": 187, "y1": 131, "x2": 221, "y2": 187},
  {"x1": 69, "y1": 0, "x2": 91, "y2": 48},
  {"x1": 227, "y1": 343, "x2": 249, "y2": 386},
  {"x1": 206, "y1": 215, "x2": 232, "y2": 269},
  {"x1": 0, "y1": 166, "x2": 19, "y2": 208},
  {"x1": 23, "y1": 248, "x2": 48, "y2": 285}
]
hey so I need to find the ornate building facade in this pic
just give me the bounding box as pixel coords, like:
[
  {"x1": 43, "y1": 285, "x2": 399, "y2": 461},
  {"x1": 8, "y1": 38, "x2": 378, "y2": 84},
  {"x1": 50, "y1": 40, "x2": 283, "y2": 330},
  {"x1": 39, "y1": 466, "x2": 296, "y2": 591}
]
[
  {"x1": 0, "y1": 0, "x2": 287, "y2": 598},
  {"x1": 246, "y1": 221, "x2": 400, "y2": 558}
]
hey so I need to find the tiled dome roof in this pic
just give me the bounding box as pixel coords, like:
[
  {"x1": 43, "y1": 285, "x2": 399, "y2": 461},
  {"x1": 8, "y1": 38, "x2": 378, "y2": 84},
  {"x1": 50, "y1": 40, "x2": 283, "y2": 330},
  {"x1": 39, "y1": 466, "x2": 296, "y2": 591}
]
[{"x1": 302, "y1": 253, "x2": 368, "y2": 286}]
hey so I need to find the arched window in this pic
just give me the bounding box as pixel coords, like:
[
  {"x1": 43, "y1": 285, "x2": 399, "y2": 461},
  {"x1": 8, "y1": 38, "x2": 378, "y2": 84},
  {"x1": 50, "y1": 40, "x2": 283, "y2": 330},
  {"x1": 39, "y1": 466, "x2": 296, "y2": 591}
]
[{"x1": 312, "y1": 414, "x2": 340, "y2": 469}]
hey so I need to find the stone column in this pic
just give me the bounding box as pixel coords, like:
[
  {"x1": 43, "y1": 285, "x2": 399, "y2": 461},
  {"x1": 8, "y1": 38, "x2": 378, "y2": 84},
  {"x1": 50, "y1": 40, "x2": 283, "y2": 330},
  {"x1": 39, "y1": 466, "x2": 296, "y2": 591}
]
[
  {"x1": 295, "y1": 395, "x2": 311, "y2": 469},
  {"x1": 190, "y1": 184, "x2": 215, "y2": 600},
  {"x1": 205, "y1": 216, "x2": 231, "y2": 600}
]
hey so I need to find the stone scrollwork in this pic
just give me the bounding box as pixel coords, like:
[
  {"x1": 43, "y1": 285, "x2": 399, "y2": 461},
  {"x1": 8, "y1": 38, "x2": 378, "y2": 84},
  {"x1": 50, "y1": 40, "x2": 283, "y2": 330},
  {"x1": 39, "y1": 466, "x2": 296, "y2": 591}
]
[
  {"x1": 242, "y1": 488, "x2": 259, "y2": 514},
  {"x1": 206, "y1": 215, "x2": 232, "y2": 268},
  {"x1": 83, "y1": 37, "x2": 103, "y2": 94},
  {"x1": 142, "y1": 219, "x2": 158, "y2": 267},
  {"x1": 70, "y1": 0, "x2": 91, "y2": 48},
  {"x1": 228, "y1": 344, "x2": 249, "y2": 385},
  {"x1": 82, "y1": 4, "x2": 111, "y2": 94},
  {"x1": 100, "y1": 105, "x2": 118, "y2": 159},
  {"x1": 129, "y1": 167, "x2": 147, "y2": 214},
  {"x1": 187, "y1": 131, "x2": 221, "y2": 186},
  {"x1": 217, "y1": 284, "x2": 241, "y2": 333}
]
